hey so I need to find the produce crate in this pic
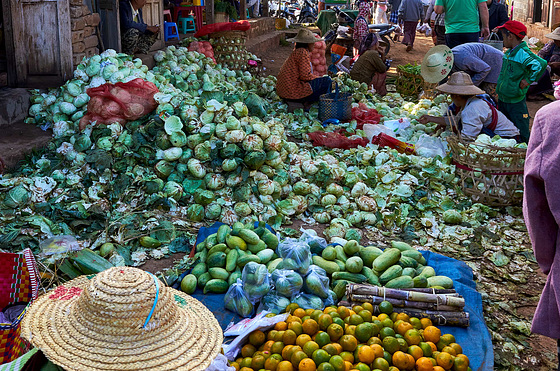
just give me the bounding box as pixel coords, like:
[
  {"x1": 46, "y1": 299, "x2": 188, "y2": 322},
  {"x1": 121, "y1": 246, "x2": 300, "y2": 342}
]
[
  {"x1": 209, "y1": 30, "x2": 250, "y2": 70},
  {"x1": 447, "y1": 134, "x2": 526, "y2": 207},
  {"x1": 395, "y1": 68, "x2": 436, "y2": 99}
]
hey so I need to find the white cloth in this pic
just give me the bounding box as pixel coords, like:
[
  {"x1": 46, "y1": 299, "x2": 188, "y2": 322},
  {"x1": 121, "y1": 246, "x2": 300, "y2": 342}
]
[
  {"x1": 445, "y1": 97, "x2": 520, "y2": 139},
  {"x1": 376, "y1": 8, "x2": 388, "y2": 24}
]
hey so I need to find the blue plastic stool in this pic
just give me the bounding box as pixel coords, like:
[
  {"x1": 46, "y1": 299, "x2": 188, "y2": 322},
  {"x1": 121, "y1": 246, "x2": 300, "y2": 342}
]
[
  {"x1": 164, "y1": 22, "x2": 180, "y2": 41},
  {"x1": 177, "y1": 16, "x2": 196, "y2": 34}
]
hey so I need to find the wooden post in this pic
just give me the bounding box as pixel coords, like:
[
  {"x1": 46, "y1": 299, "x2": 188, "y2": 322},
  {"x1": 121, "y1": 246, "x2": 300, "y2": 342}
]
[
  {"x1": 205, "y1": 0, "x2": 214, "y2": 23},
  {"x1": 262, "y1": 0, "x2": 268, "y2": 16},
  {"x1": 240, "y1": 0, "x2": 247, "y2": 19}
]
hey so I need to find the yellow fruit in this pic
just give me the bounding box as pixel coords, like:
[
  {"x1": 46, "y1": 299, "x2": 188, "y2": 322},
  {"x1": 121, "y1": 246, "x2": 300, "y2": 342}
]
[
  {"x1": 436, "y1": 352, "x2": 455, "y2": 370},
  {"x1": 327, "y1": 323, "x2": 345, "y2": 342},
  {"x1": 303, "y1": 319, "x2": 319, "y2": 336},
  {"x1": 291, "y1": 350, "x2": 308, "y2": 368},
  {"x1": 277, "y1": 360, "x2": 294, "y2": 371},
  {"x1": 453, "y1": 354, "x2": 469, "y2": 371},
  {"x1": 299, "y1": 358, "x2": 317, "y2": 371},
  {"x1": 251, "y1": 354, "x2": 266, "y2": 370},
  {"x1": 339, "y1": 335, "x2": 358, "y2": 352},
  {"x1": 303, "y1": 341, "x2": 319, "y2": 357},
  {"x1": 423, "y1": 326, "x2": 441, "y2": 344},
  {"x1": 296, "y1": 334, "x2": 312, "y2": 348},
  {"x1": 241, "y1": 344, "x2": 256, "y2": 358},
  {"x1": 289, "y1": 321, "x2": 303, "y2": 336},
  {"x1": 318, "y1": 314, "x2": 334, "y2": 331},
  {"x1": 404, "y1": 329, "x2": 422, "y2": 346},
  {"x1": 249, "y1": 330, "x2": 266, "y2": 347},
  {"x1": 408, "y1": 345, "x2": 424, "y2": 360},
  {"x1": 275, "y1": 321, "x2": 288, "y2": 331},
  {"x1": 416, "y1": 356, "x2": 435, "y2": 371},
  {"x1": 294, "y1": 308, "x2": 307, "y2": 318},
  {"x1": 271, "y1": 341, "x2": 285, "y2": 354},
  {"x1": 357, "y1": 345, "x2": 375, "y2": 364},
  {"x1": 337, "y1": 306, "x2": 351, "y2": 319},
  {"x1": 283, "y1": 329, "x2": 297, "y2": 345}
]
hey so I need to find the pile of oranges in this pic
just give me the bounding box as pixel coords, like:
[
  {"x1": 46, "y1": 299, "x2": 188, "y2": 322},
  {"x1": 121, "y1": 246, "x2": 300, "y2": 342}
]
[{"x1": 230, "y1": 302, "x2": 470, "y2": 371}]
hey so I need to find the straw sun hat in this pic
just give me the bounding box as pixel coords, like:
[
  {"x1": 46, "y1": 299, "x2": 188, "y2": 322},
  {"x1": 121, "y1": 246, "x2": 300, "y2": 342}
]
[
  {"x1": 437, "y1": 71, "x2": 485, "y2": 95},
  {"x1": 545, "y1": 27, "x2": 560, "y2": 41},
  {"x1": 21, "y1": 267, "x2": 223, "y2": 371},
  {"x1": 287, "y1": 28, "x2": 323, "y2": 44},
  {"x1": 420, "y1": 45, "x2": 454, "y2": 83}
]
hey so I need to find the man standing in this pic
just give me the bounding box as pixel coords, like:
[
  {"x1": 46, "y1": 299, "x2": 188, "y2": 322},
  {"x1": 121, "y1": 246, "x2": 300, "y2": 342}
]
[
  {"x1": 487, "y1": 0, "x2": 509, "y2": 38},
  {"x1": 434, "y1": 0, "x2": 490, "y2": 48},
  {"x1": 120, "y1": 0, "x2": 160, "y2": 55}
]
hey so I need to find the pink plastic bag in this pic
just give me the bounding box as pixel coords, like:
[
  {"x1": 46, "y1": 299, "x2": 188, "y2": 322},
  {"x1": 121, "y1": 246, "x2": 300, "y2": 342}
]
[{"x1": 79, "y1": 78, "x2": 159, "y2": 130}]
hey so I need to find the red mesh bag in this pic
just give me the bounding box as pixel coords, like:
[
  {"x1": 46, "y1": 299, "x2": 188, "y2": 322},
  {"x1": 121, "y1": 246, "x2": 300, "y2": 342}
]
[
  {"x1": 352, "y1": 103, "x2": 382, "y2": 129},
  {"x1": 79, "y1": 78, "x2": 159, "y2": 130},
  {"x1": 307, "y1": 130, "x2": 369, "y2": 149},
  {"x1": 194, "y1": 20, "x2": 251, "y2": 38}
]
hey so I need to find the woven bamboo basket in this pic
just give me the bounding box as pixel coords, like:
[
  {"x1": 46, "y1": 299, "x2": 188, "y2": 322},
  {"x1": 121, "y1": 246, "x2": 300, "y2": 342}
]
[
  {"x1": 447, "y1": 134, "x2": 526, "y2": 207},
  {"x1": 396, "y1": 69, "x2": 437, "y2": 98},
  {"x1": 209, "y1": 30, "x2": 247, "y2": 48}
]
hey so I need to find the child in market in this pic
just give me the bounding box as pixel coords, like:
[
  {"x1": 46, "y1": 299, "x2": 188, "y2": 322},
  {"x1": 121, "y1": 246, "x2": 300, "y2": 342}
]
[{"x1": 496, "y1": 20, "x2": 547, "y2": 143}]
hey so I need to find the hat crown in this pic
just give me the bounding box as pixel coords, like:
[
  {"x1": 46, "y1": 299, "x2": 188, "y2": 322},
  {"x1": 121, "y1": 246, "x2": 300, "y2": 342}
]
[
  {"x1": 75, "y1": 267, "x2": 176, "y2": 335},
  {"x1": 447, "y1": 71, "x2": 475, "y2": 87}
]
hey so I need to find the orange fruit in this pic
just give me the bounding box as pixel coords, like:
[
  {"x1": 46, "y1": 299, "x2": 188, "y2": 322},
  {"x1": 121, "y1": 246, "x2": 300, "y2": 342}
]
[
  {"x1": 230, "y1": 361, "x2": 240, "y2": 371},
  {"x1": 358, "y1": 310, "x2": 372, "y2": 323},
  {"x1": 322, "y1": 343, "x2": 339, "y2": 356},
  {"x1": 318, "y1": 314, "x2": 334, "y2": 331},
  {"x1": 251, "y1": 354, "x2": 266, "y2": 370},
  {"x1": 241, "y1": 344, "x2": 256, "y2": 358},
  {"x1": 327, "y1": 323, "x2": 345, "y2": 341},
  {"x1": 345, "y1": 325, "x2": 356, "y2": 336},
  {"x1": 312, "y1": 349, "x2": 331, "y2": 365},
  {"x1": 339, "y1": 335, "x2": 358, "y2": 352},
  {"x1": 291, "y1": 350, "x2": 308, "y2": 368},
  {"x1": 357, "y1": 345, "x2": 375, "y2": 363},
  {"x1": 433, "y1": 367, "x2": 445, "y2": 371},
  {"x1": 264, "y1": 354, "x2": 283, "y2": 370},
  {"x1": 382, "y1": 336, "x2": 400, "y2": 354},
  {"x1": 272, "y1": 341, "x2": 285, "y2": 354},
  {"x1": 315, "y1": 332, "x2": 331, "y2": 348},
  {"x1": 362, "y1": 302, "x2": 374, "y2": 312},
  {"x1": 426, "y1": 341, "x2": 438, "y2": 353},
  {"x1": 344, "y1": 360, "x2": 353, "y2": 371},
  {"x1": 299, "y1": 358, "x2": 317, "y2": 371},
  {"x1": 392, "y1": 351, "x2": 410, "y2": 370},
  {"x1": 352, "y1": 305, "x2": 364, "y2": 313},
  {"x1": 332, "y1": 343, "x2": 343, "y2": 355},
  {"x1": 282, "y1": 345, "x2": 294, "y2": 360},
  {"x1": 311, "y1": 310, "x2": 324, "y2": 322},
  {"x1": 289, "y1": 321, "x2": 303, "y2": 336},
  {"x1": 303, "y1": 319, "x2": 319, "y2": 336},
  {"x1": 275, "y1": 321, "x2": 288, "y2": 331},
  {"x1": 325, "y1": 307, "x2": 337, "y2": 314},
  {"x1": 441, "y1": 346, "x2": 457, "y2": 356},
  {"x1": 249, "y1": 330, "x2": 266, "y2": 347},
  {"x1": 287, "y1": 315, "x2": 303, "y2": 325},
  {"x1": 239, "y1": 367, "x2": 252, "y2": 371},
  {"x1": 283, "y1": 329, "x2": 297, "y2": 345},
  {"x1": 453, "y1": 354, "x2": 469, "y2": 371},
  {"x1": 262, "y1": 340, "x2": 275, "y2": 353},
  {"x1": 437, "y1": 334, "x2": 455, "y2": 350},
  {"x1": 338, "y1": 306, "x2": 351, "y2": 319},
  {"x1": 268, "y1": 330, "x2": 278, "y2": 341},
  {"x1": 285, "y1": 303, "x2": 299, "y2": 314},
  {"x1": 397, "y1": 321, "x2": 414, "y2": 336},
  {"x1": 303, "y1": 341, "x2": 319, "y2": 357},
  {"x1": 329, "y1": 355, "x2": 345, "y2": 371},
  {"x1": 416, "y1": 357, "x2": 435, "y2": 371},
  {"x1": 396, "y1": 313, "x2": 410, "y2": 322},
  {"x1": 408, "y1": 345, "x2": 424, "y2": 360},
  {"x1": 423, "y1": 326, "x2": 441, "y2": 344},
  {"x1": 410, "y1": 317, "x2": 422, "y2": 330},
  {"x1": 297, "y1": 334, "x2": 312, "y2": 348},
  {"x1": 370, "y1": 344, "x2": 385, "y2": 359},
  {"x1": 306, "y1": 308, "x2": 315, "y2": 316},
  {"x1": 419, "y1": 342, "x2": 434, "y2": 357},
  {"x1": 294, "y1": 308, "x2": 307, "y2": 318},
  {"x1": 377, "y1": 313, "x2": 389, "y2": 321},
  {"x1": 372, "y1": 357, "x2": 390, "y2": 371},
  {"x1": 448, "y1": 343, "x2": 463, "y2": 355},
  {"x1": 368, "y1": 337, "x2": 383, "y2": 346},
  {"x1": 277, "y1": 360, "x2": 294, "y2": 371},
  {"x1": 404, "y1": 329, "x2": 422, "y2": 345},
  {"x1": 354, "y1": 362, "x2": 372, "y2": 371},
  {"x1": 339, "y1": 351, "x2": 354, "y2": 363},
  {"x1": 436, "y1": 352, "x2": 454, "y2": 370},
  {"x1": 420, "y1": 318, "x2": 433, "y2": 329}
]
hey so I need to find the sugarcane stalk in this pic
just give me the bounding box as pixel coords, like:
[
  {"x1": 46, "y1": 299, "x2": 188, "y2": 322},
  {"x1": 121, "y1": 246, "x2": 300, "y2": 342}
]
[
  {"x1": 347, "y1": 284, "x2": 465, "y2": 308},
  {"x1": 348, "y1": 283, "x2": 458, "y2": 297},
  {"x1": 349, "y1": 294, "x2": 461, "y2": 312}
]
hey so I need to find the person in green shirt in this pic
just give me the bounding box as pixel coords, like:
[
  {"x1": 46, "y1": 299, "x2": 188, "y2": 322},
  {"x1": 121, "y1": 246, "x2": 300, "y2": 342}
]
[
  {"x1": 496, "y1": 20, "x2": 547, "y2": 143},
  {"x1": 434, "y1": 0, "x2": 489, "y2": 48}
]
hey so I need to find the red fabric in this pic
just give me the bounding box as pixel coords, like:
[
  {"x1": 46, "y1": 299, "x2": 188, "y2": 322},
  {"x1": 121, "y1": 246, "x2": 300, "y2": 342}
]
[
  {"x1": 351, "y1": 103, "x2": 382, "y2": 129},
  {"x1": 194, "y1": 20, "x2": 251, "y2": 38},
  {"x1": 307, "y1": 130, "x2": 369, "y2": 149},
  {"x1": 79, "y1": 78, "x2": 158, "y2": 130}
]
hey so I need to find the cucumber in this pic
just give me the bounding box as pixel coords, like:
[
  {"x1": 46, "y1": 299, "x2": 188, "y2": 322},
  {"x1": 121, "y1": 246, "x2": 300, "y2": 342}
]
[
  {"x1": 191, "y1": 262, "x2": 207, "y2": 278},
  {"x1": 413, "y1": 275, "x2": 428, "y2": 288},
  {"x1": 312, "y1": 255, "x2": 340, "y2": 275},
  {"x1": 401, "y1": 249, "x2": 423, "y2": 262},
  {"x1": 380, "y1": 265, "x2": 403, "y2": 284},
  {"x1": 209, "y1": 267, "x2": 229, "y2": 280},
  {"x1": 226, "y1": 249, "x2": 239, "y2": 272},
  {"x1": 334, "y1": 259, "x2": 346, "y2": 271},
  {"x1": 334, "y1": 245, "x2": 348, "y2": 262},
  {"x1": 419, "y1": 266, "x2": 436, "y2": 278},
  {"x1": 254, "y1": 221, "x2": 267, "y2": 237},
  {"x1": 360, "y1": 246, "x2": 384, "y2": 267},
  {"x1": 139, "y1": 236, "x2": 161, "y2": 248},
  {"x1": 197, "y1": 272, "x2": 211, "y2": 288},
  {"x1": 217, "y1": 224, "x2": 231, "y2": 243},
  {"x1": 322, "y1": 246, "x2": 338, "y2": 261},
  {"x1": 226, "y1": 235, "x2": 247, "y2": 251},
  {"x1": 385, "y1": 276, "x2": 414, "y2": 289},
  {"x1": 332, "y1": 272, "x2": 367, "y2": 283},
  {"x1": 196, "y1": 249, "x2": 207, "y2": 263},
  {"x1": 207, "y1": 243, "x2": 227, "y2": 257},
  {"x1": 391, "y1": 241, "x2": 414, "y2": 251},
  {"x1": 267, "y1": 258, "x2": 283, "y2": 273},
  {"x1": 247, "y1": 240, "x2": 267, "y2": 254},
  {"x1": 402, "y1": 267, "x2": 416, "y2": 277},
  {"x1": 256, "y1": 249, "x2": 275, "y2": 264},
  {"x1": 399, "y1": 256, "x2": 419, "y2": 268},
  {"x1": 207, "y1": 251, "x2": 227, "y2": 268},
  {"x1": 362, "y1": 266, "x2": 380, "y2": 286},
  {"x1": 343, "y1": 240, "x2": 360, "y2": 256},
  {"x1": 205, "y1": 234, "x2": 218, "y2": 249},
  {"x1": 415, "y1": 265, "x2": 425, "y2": 276},
  {"x1": 228, "y1": 269, "x2": 242, "y2": 285},
  {"x1": 427, "y1": 276, "x2": 454, "y2": 289},
  {"x1": 196, "y1": 242, "x2": 206, "y2": 252},
  {"x1": 203, "y1": 279, "x2": 229, "y2": 294},
  {"x1": 373, "y1": 248, "x2": 401, "y2": 272},
  {"x1": 333, "y1": 280, "x2": 349, "y2": 300},
  {"x1": 262, "y1": 230, "x2": 279, "y2": 250},
  {"x1": 180, "y1": 274, "x2": 197, "y2": 294},
  {"x1": 238, "y1": 229, "x2": 261, "y2": 245},
  {"x1": 418, "y1": 256, "x2": 427, "y2": 266},
  {"x1": 237, "y1": 255, "x2": 261, "y2": 268}
]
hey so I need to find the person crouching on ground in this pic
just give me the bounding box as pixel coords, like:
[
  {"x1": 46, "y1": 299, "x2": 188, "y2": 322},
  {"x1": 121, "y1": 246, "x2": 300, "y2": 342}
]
[
  {"x1": 353, "y1": 0, "x2": 373, "y2": 56},
  {"x1": 418, "y1": 72, "x2": 520, "y2": 141},
  {"x1": 276, "y1": 28, "x2": 332, "y2": 109},
  {"x1": 495, "y1": 20, "x2": 546, "y2": 143},
  {"x1": 350, "y1": 33, "x2": 388, "y2": 95},
  {"x1": 398, "y1": 0, "x2": 425, "y2": 52},
  {"x1": 120, "y1": 0, "x2": 160, "y2": 55}
]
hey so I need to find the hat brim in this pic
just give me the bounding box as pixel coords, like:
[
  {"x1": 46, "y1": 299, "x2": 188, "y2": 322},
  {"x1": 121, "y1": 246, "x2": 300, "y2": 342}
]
[
  {"x1": 21, "y1": 275, "x2": 223, "y2": 371},
  {"x1": 286, "y1": 36, "x2": 323, "y2": 43},
  {"x1": 420, "y1": 45, "x2": 454, "y2": 83},
  {"x1": 544, "y1": 32, "x2": 560, "y2": 40},
  {"x1": 437, "y1": 82, "x2": 485, "y2": 95}
]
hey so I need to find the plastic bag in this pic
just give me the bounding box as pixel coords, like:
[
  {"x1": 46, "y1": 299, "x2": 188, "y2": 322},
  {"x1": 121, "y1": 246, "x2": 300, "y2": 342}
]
[
  {"x1": 40, "y1": 235, "x2": 81, "y2": 255},
  {"x1": 277, "y1": 238, "x2": 312, "y2": 275},
  {"x1": 224, "y1": 279, "x2": 254, "y2": 317},
  {"x1": 351, "y1": 103, "x2": 382, "y2": 129},
  {"x1": 291, "y1": 292, "x2": 324, "y2": 310},
  {"x1": 425, "y1": 25, "x2": 432, "y2": 37},
  {"x1": 299, "y1": 228, "x2": 327, "y2": 254},
  {"x1": 204, "y1": 354, "x2": 235, "y2": 371},
  {"x1": 242, "y1": 262, "x2": 271, "y2": 304},
  {"x1": 258, "y1": 290, "x2": 292, "y2": 314},
  {"x1": 271, "y1": 269, "x2": 304, "y2": 298},
  {"x1": 363, "y1": 123, "x2": 396, "y2": 141},
  {"x1": 415, "y1": 134, "x2": 448, "y2": 158},
  {"x1": 79, "y1": 78, "x2": 158, "y2": 130},
  {"x1": 304, "y1": 265, "x2": 330, "y2": 299},
  {"x1": 324, "y1": 290, "x2": 337, "y2": 307},
  {"x1": 307, "y1": 131, "x2": 369, "y2": 149},
  {"x1": 384, "y1": 117, "x2": 411, "y2": 134}
]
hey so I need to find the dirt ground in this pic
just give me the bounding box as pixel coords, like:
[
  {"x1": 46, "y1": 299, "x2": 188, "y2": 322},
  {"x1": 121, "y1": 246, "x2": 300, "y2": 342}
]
[{"x1": 0, "y1": 122, "x2": 52, "y2": 172}]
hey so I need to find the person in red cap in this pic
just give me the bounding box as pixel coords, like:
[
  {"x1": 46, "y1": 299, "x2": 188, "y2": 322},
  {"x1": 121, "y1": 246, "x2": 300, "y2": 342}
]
[{"x1": 495, "y1": 20, "x2": 547, "y2": 143}]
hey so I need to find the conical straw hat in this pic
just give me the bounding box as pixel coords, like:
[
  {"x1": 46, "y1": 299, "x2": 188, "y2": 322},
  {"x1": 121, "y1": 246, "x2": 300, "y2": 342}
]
[
  {"x1": 436, "y1": 71, "x2": 485, "y2": 95},
  {"x1": 545, "y1": 27, "x2": 560, "y2": 40},
  {"x1": 421, "y1": 45, "x2": 454, "y2": 83},
  {"x1": 287, "y1": 28, "x2": 323, "y2": 43},
  {"x1": 21, "y1": 267, "x2": 223, "y2": 371}
]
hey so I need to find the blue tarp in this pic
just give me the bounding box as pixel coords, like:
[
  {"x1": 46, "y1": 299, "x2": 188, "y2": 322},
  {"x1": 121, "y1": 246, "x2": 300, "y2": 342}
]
[{"x1": 184, "y1": 223, "x2": 493, "y2": 371}]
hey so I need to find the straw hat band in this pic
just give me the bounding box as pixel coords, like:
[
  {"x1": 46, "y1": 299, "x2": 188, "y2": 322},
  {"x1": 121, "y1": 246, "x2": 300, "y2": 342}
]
[{"x1": 21, "y1": 267, "x2": 223, "y2": 371}]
